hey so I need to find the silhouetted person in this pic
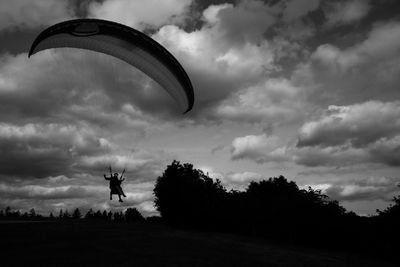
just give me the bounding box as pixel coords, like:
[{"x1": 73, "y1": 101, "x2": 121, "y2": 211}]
[
  {"x1": 104, "y1": 171, "x2": 126, "y2": 202},
  {"x1": 116, "y1": 172, "x2": 127, "y2": 198}
]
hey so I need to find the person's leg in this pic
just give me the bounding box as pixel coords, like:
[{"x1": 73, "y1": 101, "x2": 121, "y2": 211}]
[
  {"x1": 110, "y1": 192, "x2": 112, "y2": 200},
  {"x1": 118, "y1": 186, "x2": 127, "y2": 197},
  {"x1": 118, "y1": 194, "x2": 123, "y2": 202}
]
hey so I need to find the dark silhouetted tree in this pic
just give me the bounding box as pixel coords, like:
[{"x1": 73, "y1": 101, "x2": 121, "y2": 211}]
[
  {"x1": 58, "y1": 209, "x2": 64, "y2": 219},
  {"x1": 377, "y1": 185, "x2": 400, "y2": 220},
  {"x1": 154, "y1": 160, "x2": 226, "y2": 228},
  {"x1": 29, "y1": 208, "x2": 36, "y2": 218},
  {"x1": 102, "y1": 210, "x2": 108, "y2": 219},
  {"x1": 63, "y1": 210, "x2": 71, "y2": 219},
  {"x1": 5, "y1": 206, "x2": 11, "y2": 216},
  {"x1": 85, "y1": 209, "x2": 94, "y2": 219},
  {"x1": 125, "y1": 208, "x2": 145, "y2": 223},
  {"x1": 3, "y1": 207, "x2": 20, "y2": 219},
  {"x1": 72, "y1": 208, "x2": 82, "y2": 219},
  {"x1": 94, "y1": 210, "x2": 102, "y2": 219}
]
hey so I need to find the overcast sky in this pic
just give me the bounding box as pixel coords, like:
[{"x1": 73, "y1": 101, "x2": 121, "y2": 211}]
[{"x1": 1, "y1": 0, "x2": 400, "y2": 216}]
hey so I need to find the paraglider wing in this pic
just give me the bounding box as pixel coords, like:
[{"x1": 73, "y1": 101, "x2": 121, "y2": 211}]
[{"x1": 29, "y1": 19, "x2": 194, "y2": 113}]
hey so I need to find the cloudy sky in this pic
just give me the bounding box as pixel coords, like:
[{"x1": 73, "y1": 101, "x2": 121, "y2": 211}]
[{"x1": 1, "y1": 0, "x2": 400, "y2": 216}]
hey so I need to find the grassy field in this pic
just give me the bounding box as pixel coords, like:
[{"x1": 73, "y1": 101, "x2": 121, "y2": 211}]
[{"x1": 0, "y1": 221, "x2": 396, "y2": 267}]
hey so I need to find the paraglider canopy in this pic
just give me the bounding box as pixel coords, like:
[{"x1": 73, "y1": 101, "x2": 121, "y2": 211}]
[{"x1": 29, "y1": 19, "x2": 194, "y2": 113}]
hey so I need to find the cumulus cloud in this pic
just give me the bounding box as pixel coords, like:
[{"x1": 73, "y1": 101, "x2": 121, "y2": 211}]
[
  {"x1": 0, "y1": 120, "x2": 171, "y2": 180},
  {"x1": 294, "y1": 20, "x2": 400, "y2": 115},
  {"x1": 324, "y1": 0, "x2": 371, "y2": 26},
  {"x1": 215, "y1": 78, "x2": 307, "y2": 125},
  {"x1": 231, "y1": 100, "x2": 400, "y2": 168},
  {"x1": 218, "y1": 171, "x2": 265, "y2": 191},
  {"x1": 153, "y1": 25, "x2": 276, "y2": 110},
  {"x1": 152, "y1": 1, "x2": 282, "y2": 117},
  {"x1": 0, "y1": 122, "x2": 111, "y2": 178},
  {"x1": 224, "y1": 171, "x2": 264, "y2": 184},
  {"x1": 212, "y1": 0, "x2": 279, "y2": 44},
  {"x1": 293, "y1": 136, "x2": 400, "y2": 168},
  {"x1": 311, "y1": 21, "x2": 400, "y2": 73},
  {"x1": 297, "y1": 101, "x2": 400, "y2": 148},
  {"x1": 231, "y1": 134, "x2": 287, "y2": 163},
  {"x1": 202, "y1": 3, "x2": 233, "y2": 25},
  {"x1": 308, "y1": 176, "x2": 400, "y2": 202},
  {"x1": 0, "y1": 0, "x2": 74, "y2": 32},
  {"x1": 88, "y1": 0, "x2": 193, "y2": 30},
  {"x1": 294, "y1": 101, "x2": 400, "y2": 167},
  {"x1": 293, "y1": 144, "x2": 368, "y2": 167},
  {"x1": 196, "y1": 165, "x2": 265, "y2": 190}
]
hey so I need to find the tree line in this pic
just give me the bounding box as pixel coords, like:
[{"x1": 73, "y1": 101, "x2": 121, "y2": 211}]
[
  {"x1": 153, "y1": 160, "x2": 400, "y2": 257},
  {"x1": 0, "y1": 206, "x2": 146, "y2": 223}
]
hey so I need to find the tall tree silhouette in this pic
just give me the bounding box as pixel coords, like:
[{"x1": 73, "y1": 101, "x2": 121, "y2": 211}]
[
  {"x1": 154, "y1": 160, "x2": 226, "y2": 227},
  {"x1": 72, "y1": 208, "x2": 82, "y2": 219}
]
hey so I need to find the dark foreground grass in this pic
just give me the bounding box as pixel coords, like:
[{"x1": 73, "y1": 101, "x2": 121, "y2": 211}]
[{"x1": 0, "y1": 221, "x2": 396, "y2": 267}]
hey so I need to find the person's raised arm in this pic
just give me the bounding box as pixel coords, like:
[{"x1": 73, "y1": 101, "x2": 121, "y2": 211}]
[{"x1": 104, "y1": 174, "x2": 111, "y2": 180}]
